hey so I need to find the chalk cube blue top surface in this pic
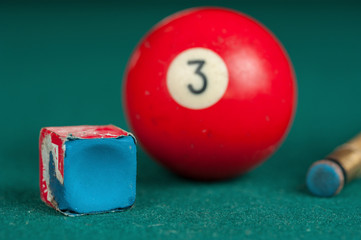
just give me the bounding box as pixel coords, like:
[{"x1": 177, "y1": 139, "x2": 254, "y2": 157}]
[{"x1": 39, "y1": 125, "x2": 137, "y2": 216}]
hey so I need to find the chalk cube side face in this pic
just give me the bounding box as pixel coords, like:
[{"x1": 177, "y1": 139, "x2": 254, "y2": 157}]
[{"x1": 39, "y1": 125, "x2": 136, "y2": 216}]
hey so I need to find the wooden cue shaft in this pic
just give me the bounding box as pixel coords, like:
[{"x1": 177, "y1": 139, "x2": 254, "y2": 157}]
[{"x1": 326, "y1": 133, "x2": 361, "y2": 182}]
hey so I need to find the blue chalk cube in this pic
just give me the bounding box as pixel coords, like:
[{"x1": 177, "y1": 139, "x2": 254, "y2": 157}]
[{"x1": 40, "y1": 125, "x2": 137, "y2": 216}]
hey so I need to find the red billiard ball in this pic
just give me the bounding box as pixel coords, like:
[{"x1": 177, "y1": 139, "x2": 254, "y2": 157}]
[{"x1": 123, "y1": 7, "x2": 297, "y2": 180}]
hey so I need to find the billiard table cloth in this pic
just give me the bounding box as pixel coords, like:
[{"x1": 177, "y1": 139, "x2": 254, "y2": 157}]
[{"x1": 1, "y1": 1, "x2": 361, "y2": 239}]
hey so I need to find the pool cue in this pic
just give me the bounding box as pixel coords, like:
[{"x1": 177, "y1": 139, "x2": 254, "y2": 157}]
[{"x1": 306, "y1": 132, "x2": 361, "y2": 197}]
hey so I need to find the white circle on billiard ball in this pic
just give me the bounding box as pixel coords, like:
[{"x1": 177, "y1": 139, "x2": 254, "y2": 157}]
[{"x1": 167, "y1": 48, "x2": 229, "y2": 110}]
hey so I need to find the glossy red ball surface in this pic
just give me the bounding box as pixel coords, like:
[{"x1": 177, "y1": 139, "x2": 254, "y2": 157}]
[{"x1": 123, "y1": 7, "x2": 296, "y2": 180}]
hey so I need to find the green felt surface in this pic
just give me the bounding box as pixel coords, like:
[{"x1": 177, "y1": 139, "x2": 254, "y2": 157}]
[{"x1": 1, "y1": 1, "x2": 361, "y2": 239}]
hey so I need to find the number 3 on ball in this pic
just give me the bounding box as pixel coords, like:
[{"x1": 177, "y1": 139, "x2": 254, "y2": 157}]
[{"x1": 166, "y1": 47, "x2": 229, "y2": 110}]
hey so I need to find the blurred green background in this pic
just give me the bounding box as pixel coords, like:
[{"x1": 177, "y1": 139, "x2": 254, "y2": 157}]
[{"x1": 1, "y1": 0, "x2": 361, "y2": 239}]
